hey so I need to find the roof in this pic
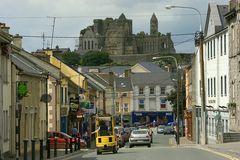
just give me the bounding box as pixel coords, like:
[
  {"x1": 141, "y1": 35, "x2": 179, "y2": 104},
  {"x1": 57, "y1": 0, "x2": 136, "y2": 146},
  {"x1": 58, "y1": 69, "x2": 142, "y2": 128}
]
[
  {"x1": 217, "y1": 5, "x2": 228, "y2": 29},
  {"x1": 115, "y1": 77, "x2": 132, "y2": 91},
  {"x1": 204, "y1": 3, "x2": 228, "y2": 36},
  {"x1": 11, "y1": 53, "x2": 45, "y2": 76},
  {"x1": 133, "y1": 62, "x2": 167, "y2": 73},
  {"x1": 131, "y1": 72, "x2": 172, "y2": 87}
]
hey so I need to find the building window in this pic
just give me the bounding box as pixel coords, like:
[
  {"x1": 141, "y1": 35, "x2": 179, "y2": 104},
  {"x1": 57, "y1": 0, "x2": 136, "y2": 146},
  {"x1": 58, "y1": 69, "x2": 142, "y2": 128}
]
[
  {"x1": 116, "y1": 102, "x2": 119, "y2": 112},
  {"x1": 160, "y1": 98, "x2": 166, "y2": 109},
  {"x1": 60, "y1": 87, "x2": 64, "y2": 104},
  {"x1": 224, "y1": 34, "x2": 226, "y2": 55},
  {"x1": 224, "y1": 75, "x2": 227, "y2": 96},
  {"x1": 150, "y1": 87, "x2": 155, "y2": 94},
  {"x1": 226, "y1": 120, "x2": 228, "y2": 132},
  {"x1": 220, "y1": 36, "x2": 223, "y2": 56},
  {"x1": 122, "y1": 92, "x2": 128, "y2": 97},
  {"x1": 211, "y1": 78, "x2": 213, "y2": 97},
  {"x1": 64, "y1": 87, "x2": 68, "y2": 104},
  {"x1": 161, "y1": 87, "x2": 165, "y2": 95},
  {"x1": 124, "y1": 103, "x2": 128, "y2": 112},
  {"x1": 207, "y1": 42, "x2": 210, "y2": 60},
  {"x1": 1, "y1": 56, "x2": 8, "y2": 83},
  {"x1": 213, "y1": 39, "x2": 215, "y2": 58},
  {"x1": 139, "y1": 99, "x2": 145, "y2": 109},
  {"x1": 91, "y1": 40, "x2": 94, "y2": 49},
  {"x1": 221, "y1": 76, "x2": 223, "y2": 96},
  {"x1": 210, "y1": 40, "x2": 212, "y2": 59},
  {"x1": 3, "y1": 110, "x2": 8, "y2": 141},
  {"x1": 84, "y1": 41, "x2": 87, "y2": 50},
  {"x1": 139, "y1": 88, "x2": 144, "y2": 95},
  {"x1": 208, "y1": 79, "x2": 210, "y2": 97},
  {"x1": 88, "y1": 40, "x2": 90, "y2": 50},
  {"x1": 214, "y1": 77, "x2": 216, "y2": 97}
]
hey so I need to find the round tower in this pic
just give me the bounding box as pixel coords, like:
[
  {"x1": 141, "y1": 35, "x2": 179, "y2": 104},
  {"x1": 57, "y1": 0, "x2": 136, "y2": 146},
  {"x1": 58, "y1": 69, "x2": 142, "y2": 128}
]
[{"x1": 150, "y1": 13, "x2": 158, "y2": 35}]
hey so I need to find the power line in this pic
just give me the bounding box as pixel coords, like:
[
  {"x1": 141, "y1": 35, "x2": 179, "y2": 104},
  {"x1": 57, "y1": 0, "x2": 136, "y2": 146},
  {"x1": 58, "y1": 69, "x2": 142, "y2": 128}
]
[
  {"x1": 0, "y1": 13, "x2": 209, "y2": 19},
  {"x1": 20, "y1": 33, "x2": 194, "y2": 39}
]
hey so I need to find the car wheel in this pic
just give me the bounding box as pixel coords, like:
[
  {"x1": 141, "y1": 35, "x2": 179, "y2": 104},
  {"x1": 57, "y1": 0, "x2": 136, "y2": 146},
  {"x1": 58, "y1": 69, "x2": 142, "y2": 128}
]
[
  {"x1": 148, "y1": 144, "x2": 151, "y2": 148},
  {"x1": 129, "y1": 144, "x2": 133, "y2": 148}
]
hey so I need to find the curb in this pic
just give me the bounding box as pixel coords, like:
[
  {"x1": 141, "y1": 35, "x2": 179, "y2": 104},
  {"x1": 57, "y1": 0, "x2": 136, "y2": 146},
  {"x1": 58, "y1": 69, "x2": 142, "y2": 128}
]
[
  {"x1": 198, "y1": 146, "x2": 240, "y2": 160},
  {"x1": 49, "y1": 149, "x2": 93, "y2": 160}
]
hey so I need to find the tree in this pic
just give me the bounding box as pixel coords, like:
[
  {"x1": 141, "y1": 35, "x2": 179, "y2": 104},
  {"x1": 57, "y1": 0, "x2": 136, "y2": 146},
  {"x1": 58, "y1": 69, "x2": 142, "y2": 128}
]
[
  {"x1": 81, "y1": 51, "x2": 112, "y2": 66},
  {"x1": 62, "y1": 52, "x2": 81, "y2": 66}
]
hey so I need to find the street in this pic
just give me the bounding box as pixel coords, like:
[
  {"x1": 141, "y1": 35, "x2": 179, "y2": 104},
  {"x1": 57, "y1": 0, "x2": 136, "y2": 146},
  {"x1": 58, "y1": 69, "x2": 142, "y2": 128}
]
[{"x1": 62, "y1": 133, "x2": 231, "y2": 160}]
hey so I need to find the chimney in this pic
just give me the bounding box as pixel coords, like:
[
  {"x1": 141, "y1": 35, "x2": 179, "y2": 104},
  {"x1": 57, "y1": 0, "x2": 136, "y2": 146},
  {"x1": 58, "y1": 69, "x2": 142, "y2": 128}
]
[
  {"x1": 0, "y1": 23, "x2": 10, "y2": 34},
  {"x1": 124, "y1": 69, "x2": 131, "y2": 77},
  {"x1": 13, "y1": 34, "x2": 23, "y2": 49}
]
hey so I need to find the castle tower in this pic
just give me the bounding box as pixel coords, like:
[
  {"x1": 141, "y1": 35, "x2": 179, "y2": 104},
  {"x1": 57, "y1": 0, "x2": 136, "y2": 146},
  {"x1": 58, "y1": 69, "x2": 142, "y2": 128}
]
[{"x1": 150, "y1": 13, "x2": 158, "y2": 35}]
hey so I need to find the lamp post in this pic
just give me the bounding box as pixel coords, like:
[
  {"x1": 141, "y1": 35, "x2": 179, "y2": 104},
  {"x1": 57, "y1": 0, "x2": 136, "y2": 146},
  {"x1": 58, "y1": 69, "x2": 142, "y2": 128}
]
[
  {"x1": 152, "y1": 56, "x2": 180, "y2": 145},
  {"x1": 166, "y1": 5, "x2": 206, "y2": 144}
]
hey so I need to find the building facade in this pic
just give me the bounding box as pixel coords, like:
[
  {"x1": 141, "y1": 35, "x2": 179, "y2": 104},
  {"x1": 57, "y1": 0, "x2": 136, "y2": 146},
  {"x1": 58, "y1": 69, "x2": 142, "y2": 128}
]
[
  {"x1": 225, "y1": 0, "x2": 240, "y2": 132},
  {"x1": 78, "y1": 13, "x2": 175, "y2": 55},
  {"x1": 194, "y1": 3, "x2": 229, "y2": 144}
]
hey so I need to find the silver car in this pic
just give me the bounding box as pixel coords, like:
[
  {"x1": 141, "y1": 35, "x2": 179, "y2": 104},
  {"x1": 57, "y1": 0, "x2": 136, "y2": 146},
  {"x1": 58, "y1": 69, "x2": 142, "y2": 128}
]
[{"x1": 129, "y1": 129, "x2": 151, "y2": 148}]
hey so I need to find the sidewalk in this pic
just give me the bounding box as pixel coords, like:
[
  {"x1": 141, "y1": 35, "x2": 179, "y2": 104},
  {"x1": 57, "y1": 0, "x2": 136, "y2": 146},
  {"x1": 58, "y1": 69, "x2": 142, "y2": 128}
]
[{"x1": 169, "y1": 136, "x2": 240, "y2": 160}]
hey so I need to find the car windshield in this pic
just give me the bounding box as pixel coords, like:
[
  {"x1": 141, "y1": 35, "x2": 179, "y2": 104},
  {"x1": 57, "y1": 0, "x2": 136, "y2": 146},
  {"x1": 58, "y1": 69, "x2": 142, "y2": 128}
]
[
  {"x1": 132, "y1": 130, "x2": 148, "y2": 134},
  {"x1": 158, "y1": 125, "x2": 165, "y2": 129}
]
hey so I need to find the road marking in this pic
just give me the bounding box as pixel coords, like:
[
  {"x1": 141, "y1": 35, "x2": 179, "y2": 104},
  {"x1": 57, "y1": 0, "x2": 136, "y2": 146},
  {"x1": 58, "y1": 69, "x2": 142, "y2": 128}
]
[{"x1": 198, "y1": 147, "x2": 240, "y2": 160}]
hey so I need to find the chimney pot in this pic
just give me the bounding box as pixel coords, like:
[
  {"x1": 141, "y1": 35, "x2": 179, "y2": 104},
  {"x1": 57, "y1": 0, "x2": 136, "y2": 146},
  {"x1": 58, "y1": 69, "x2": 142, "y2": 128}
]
[{"x1": 13, "y1": 34, "x2": 23, "y2": 49}]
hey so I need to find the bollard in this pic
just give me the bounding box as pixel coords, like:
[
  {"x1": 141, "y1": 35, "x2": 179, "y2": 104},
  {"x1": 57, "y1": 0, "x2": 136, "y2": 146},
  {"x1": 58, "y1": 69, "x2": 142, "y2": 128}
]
[
  {"x1": 74, "y1": 137, "x2": 77, "y2": 151},
  {"x1": 31, "y1": 139, "x2": 35, "y2": 160},
  {"x1": 47, "y1": 139, "x2": 50, "y2": 159},
  {"x1": 23, "y1": 139, "x2": 28, "y2": 160},
  {"x1": 65, "y1": 138, "x2": 68, "y2": 154},
  {"x1": 78, "y1": 138, "x2": 80, "y2": 150},
  {"x1": 54, "y1": 138, "x2": 57, "y2": 157},
  {"x1": 69, "y1": 138, "x2": 73, "y2": 153},
  {"x1": 39, "y1": 139, "x2": 43, "y2": 160}
]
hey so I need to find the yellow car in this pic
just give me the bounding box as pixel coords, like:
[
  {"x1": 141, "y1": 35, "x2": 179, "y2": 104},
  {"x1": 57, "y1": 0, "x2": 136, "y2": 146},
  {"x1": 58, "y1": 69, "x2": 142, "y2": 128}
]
[{"x1": 95, "y1": 116, "x2": 118, "y2": 155}]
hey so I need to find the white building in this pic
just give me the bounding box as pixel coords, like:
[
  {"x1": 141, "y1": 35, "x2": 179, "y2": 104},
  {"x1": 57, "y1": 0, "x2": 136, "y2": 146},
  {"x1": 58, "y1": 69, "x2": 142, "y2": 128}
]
[
  {"x1": 195, "y1": 3, "x2": 229, "y2": 144},
  {"x1": 130, "y1": 62, "x2": 174, "y2": 125}
]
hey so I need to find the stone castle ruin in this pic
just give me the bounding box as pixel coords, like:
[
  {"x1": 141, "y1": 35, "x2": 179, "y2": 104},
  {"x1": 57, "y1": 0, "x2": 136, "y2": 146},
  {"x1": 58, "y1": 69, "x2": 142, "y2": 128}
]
[{"x1": 78, "y1": 13, "x2": 175, "y2": 55}]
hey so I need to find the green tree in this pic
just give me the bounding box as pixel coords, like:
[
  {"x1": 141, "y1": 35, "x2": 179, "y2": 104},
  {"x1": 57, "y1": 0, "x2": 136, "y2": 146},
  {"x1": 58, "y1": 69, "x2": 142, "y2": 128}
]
[
  {"x1": 61, "y1": 52, "x2": 81, "y2": 66},
  {"x1": 81, "y1": 51, "x2": 112, "y2": 66}
]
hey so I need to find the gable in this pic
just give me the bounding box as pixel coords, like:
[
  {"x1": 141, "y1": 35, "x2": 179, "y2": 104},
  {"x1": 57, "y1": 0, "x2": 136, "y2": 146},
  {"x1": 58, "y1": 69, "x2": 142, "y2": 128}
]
[{"x1": 131, "y1": 64, "x2": 150, "y2": 73}]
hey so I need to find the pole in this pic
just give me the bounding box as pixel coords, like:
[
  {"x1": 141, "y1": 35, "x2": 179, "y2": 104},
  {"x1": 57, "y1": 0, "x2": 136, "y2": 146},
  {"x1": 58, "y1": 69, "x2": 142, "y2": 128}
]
[
  {"x1": 46, "y1": 76, "x2": 49, "y2": 148},
  {"x1": 50, "y1": 17, "x2": 56, "y2": 49},
  {"x1": 199, "y1": 32, "x2": 207, "y2": 144}
]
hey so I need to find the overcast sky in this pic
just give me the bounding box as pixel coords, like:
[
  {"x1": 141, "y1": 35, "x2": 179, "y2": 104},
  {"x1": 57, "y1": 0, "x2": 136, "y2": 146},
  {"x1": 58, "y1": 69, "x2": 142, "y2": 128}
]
[{"x1": 0, "y1": 0, "x2": 228, "y2": 53}]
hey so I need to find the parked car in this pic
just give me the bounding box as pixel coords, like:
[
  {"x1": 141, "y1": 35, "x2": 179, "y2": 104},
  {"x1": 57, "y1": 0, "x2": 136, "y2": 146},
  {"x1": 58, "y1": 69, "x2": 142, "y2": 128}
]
[
  {"x1": 163, "y1": 126, "x2": 175, "y2": 135},
  {"x1": 129, "y1": 129, "x2": 151, "y2": 148},
  {"x1": 157, "y1": 125, "x2": 165, "y2": 134},
  {"x1": 48, "y1": 131, "x2": 87, "y2": 149},
  {"x1": 138, "y1": 126, "x2": 153, "y2": 143}
]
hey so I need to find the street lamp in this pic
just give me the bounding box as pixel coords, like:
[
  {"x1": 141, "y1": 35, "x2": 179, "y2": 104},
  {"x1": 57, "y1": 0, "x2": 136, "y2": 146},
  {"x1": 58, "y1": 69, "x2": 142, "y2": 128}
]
[
  {"x1": 165, "y1": 5, "x2": 207, "y2": 144},
  {"x1": 152, "y1": 56, "x2": 180, "y2": 145},
  {"x1": 165, "y1": 5, "x2": 202, "y2": 32}
]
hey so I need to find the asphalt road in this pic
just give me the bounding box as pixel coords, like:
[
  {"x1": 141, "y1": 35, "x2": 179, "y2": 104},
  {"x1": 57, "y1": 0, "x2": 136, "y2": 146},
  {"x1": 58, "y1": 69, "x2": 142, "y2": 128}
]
[{"x1": 63, "y1": 133, "x2": 231, "y2": 160}]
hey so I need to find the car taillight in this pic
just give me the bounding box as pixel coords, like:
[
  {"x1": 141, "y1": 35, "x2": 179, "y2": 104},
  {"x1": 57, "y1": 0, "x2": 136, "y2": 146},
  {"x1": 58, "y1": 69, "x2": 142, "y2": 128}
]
[{"x1": 146, "y1": 135, "x2": 150, "y2": 138}]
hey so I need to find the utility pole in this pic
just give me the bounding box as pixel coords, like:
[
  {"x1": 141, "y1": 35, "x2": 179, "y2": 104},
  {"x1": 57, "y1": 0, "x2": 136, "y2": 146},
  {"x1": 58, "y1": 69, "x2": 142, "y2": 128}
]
[
  {"x1": 42, "y1": 32, "x2": 45, "y2": 49},
  {"x1": 199, "y1": 31, "x2": 207, "y2": 144}
]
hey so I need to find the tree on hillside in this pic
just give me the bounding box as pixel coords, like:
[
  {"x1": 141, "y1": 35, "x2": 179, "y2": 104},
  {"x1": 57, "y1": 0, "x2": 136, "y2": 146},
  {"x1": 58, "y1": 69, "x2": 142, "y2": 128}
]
[
  {"x1": 62, "y1": 52, "x2": 81, "y2": 66},
  {"x1": 81, "y1": 51, "x2": 112, "y2": 66}
]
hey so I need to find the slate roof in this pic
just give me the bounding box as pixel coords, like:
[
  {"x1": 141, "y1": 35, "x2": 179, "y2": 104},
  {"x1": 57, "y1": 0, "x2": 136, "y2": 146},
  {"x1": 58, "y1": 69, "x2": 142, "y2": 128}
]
[
  {"x1": 115, "y1": 77, "x2": 132, "y2": 91},
  {"x1": 131, "y1": 72, "x2": 172, "y2": 87},
  {"x1": 11, "y1": 53, "x2": 45, "y2": 76},
  {"x1": 135, "y1": 62, "x2": 167, "y2": 73},
  {"x1": 217, "y1": 5, "x2": 228, "y2": 29}
]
